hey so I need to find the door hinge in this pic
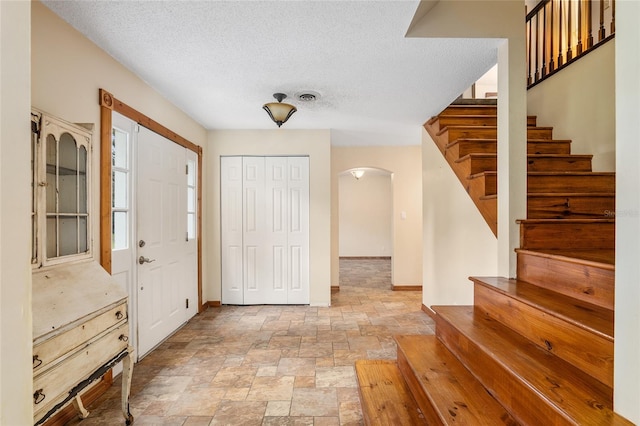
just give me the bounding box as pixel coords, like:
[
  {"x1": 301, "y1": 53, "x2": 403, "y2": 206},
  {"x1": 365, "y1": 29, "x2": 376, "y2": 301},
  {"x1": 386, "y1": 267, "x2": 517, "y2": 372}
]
[
  {"x1": 186, "y1": 232, "x2": 189, "y2": 242},
  {"x1": 134, "y1": 124, "x2": 140, "y2": 133},
  {"x1": 186, "y1": 298, "x2": 189, "y2": 309},
  {"x1": 186, "y1": 164, "x2": 189, "y2": 175}
]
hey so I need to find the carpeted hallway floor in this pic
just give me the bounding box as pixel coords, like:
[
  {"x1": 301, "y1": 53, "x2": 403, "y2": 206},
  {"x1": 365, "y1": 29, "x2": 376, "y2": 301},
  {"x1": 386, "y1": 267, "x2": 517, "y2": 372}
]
[{"x1": 67, "y1": 258, "x2": 432, "y2": 425}]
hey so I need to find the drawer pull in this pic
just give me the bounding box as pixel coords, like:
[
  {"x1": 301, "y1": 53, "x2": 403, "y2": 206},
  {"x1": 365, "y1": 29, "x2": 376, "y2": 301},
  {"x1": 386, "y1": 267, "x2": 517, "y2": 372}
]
[
  {"x1": 119, "y1": 334, "x2": 129, "y2": 342},
  {"x1": 115, "y1": 310, "x2": 124, "y2": 320},
  {"x1": 34, "y1": 389, "x2": 46, "y2": 404},
  {"x1": 33, "y1": 355, "x2": 43, "y2": 369}
]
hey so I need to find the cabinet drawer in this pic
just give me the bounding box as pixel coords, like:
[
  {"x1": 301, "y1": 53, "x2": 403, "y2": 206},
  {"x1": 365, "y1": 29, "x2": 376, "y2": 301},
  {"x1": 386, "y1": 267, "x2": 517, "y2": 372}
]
[
  {"x1": 33, "y1": 323, "x2": 129, "y2": 420},
  {"x1": 33, "y1": 303, "x2": 127, "y2": 374}
]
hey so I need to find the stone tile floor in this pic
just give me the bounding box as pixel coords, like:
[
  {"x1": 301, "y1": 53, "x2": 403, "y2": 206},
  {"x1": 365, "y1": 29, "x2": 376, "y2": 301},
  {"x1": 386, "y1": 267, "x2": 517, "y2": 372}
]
[{"x1": 68, "y1": 259, "x2": 433, "y2": 425}]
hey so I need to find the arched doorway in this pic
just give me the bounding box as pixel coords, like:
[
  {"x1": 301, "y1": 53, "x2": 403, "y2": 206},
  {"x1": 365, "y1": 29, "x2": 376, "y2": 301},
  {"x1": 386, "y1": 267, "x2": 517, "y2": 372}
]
[{"x1": 338, "y1": 167, "x2": 393, "y2": 289}]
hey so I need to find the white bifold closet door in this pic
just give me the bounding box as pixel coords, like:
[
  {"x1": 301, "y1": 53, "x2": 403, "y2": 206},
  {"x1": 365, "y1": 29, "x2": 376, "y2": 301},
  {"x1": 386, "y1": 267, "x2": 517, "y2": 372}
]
[{"x1": 221, "y1": 156, "x2": 309, "y2": 305}]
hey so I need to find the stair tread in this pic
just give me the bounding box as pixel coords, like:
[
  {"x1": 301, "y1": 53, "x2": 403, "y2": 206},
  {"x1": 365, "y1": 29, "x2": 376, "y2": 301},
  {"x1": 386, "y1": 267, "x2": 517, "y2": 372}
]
[
  {"x1": 433, "y1": 306, "x2": 629, "y2": 425},
  {"x1": 528, "y1": 192, "x2": 615, "y2": 197},
  {"x1": 458, "y1": 153, "x2": 593, "y2": 160},
  {"x1": 517, "y1": 218, "x2": 615, "y2": 224},
  {"x1": 438, "y1": 125, "x2": 553, "y2": 137},
  {"x1": 516, "y1": 248, "x2": 615, "y2": 266},
  {"x1": 355, "y1": 360, "x2": 427, "y2": 425},
  {"x1": 528, "y1": 171, "x2": 616, "y2": 176},
  {"x1": 470, "y1": 276, "x2": 613, "y2": 341},
  {"x1": 395, "y1": 335, "x2": 518, "y2": 425}
]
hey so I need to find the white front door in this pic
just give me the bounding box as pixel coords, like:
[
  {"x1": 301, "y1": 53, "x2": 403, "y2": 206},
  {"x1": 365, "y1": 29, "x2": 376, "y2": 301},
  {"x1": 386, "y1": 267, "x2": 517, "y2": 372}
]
[
  {"x1": 221, "y1": 156, "x2": 309, "y2": 305},
  {"x1": 136, "y1": 126, "x2": 196, "y2": 357}
]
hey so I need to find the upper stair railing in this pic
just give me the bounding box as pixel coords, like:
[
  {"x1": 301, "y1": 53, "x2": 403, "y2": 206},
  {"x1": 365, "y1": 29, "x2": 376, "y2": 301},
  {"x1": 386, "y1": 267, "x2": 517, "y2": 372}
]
[{"x1": 527, "y1": 0, "x2": 615, "y2": 89}]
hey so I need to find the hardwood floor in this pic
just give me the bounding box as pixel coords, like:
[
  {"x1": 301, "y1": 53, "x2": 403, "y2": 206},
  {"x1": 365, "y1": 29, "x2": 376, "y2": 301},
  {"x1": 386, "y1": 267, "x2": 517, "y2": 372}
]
[{"x1": 65, "y1": 259, "x2": 431, "y2": 425}]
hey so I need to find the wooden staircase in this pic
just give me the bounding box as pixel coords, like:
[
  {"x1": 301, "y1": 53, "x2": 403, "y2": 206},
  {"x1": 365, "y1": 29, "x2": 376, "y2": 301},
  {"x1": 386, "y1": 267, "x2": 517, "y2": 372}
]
[{"x1": 355, "y1": 101, "x2": 632, "y2": 425}]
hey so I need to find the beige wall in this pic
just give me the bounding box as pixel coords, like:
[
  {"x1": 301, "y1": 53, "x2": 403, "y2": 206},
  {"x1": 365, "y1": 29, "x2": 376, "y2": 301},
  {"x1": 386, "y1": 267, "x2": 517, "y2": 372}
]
[
  {"x1": 331, "y1": 146, "x2": 422, "y2": 287},
  {"x1": 206, "y1": 130, "x2": 332, "y2": 306},
  {"x1": 32, "y1": 1, "x2": 208, "y2": 263},
  {"x1": 339, "y1": 172, "x2": 392, "y2": 257},
  {"x1": 422, "y1": 129, "x2": 498, "y2": 306},
  {"x1": 527, "y1": 41, "x2": 616, "y2": 172},
  {"x1": 1, "y1": 2, "x2": 33, "y2": 423}
]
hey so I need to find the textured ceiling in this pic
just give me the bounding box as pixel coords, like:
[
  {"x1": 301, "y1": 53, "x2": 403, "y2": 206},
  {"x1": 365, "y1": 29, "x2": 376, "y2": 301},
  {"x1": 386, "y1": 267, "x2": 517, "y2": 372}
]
[{"x1": 43, "y1": 0, "x2": 500, "y2": 146}]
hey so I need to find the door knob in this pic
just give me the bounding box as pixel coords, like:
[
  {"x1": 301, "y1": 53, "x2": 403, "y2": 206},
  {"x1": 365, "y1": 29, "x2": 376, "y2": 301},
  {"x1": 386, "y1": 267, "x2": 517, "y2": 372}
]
[{"x1": 138, "y1": 256, "x2": 156, "y2": 265}]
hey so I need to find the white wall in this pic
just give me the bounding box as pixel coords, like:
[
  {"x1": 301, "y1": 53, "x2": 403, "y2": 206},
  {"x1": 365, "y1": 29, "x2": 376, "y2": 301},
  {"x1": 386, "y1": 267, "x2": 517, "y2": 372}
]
[
  {"x1": 0, "y1": 1, "x2": 33, "y2": 424},
  {"x1": 614, "y1": 1, "x2": 640, "y2": 422},
  {"x1": 206, "y1": 130, "x2": 331, "y2": 306},
  {"x1": 422, "y1": 129, "x2": 498, "y2": 307},
  {"x1": 527, "y1": 41, "x2": 616, "y2": 172},
  {"x1": 339, "y1": 172, "x2": 392, "y2": 257},
  {"x1": 331, "y1": 146, "x2": 422, "y2": 288}
]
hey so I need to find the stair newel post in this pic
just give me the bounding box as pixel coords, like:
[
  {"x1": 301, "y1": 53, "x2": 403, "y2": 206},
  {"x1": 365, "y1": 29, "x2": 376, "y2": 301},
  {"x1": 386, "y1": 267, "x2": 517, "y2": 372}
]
[
  {"x1": 577, "y1": 1, "x2": 583, "y2": 55},
  {"x1": 599, "y1": 0, "x2": 606, "y2": 41},
  {"x1": 567, "y1": 0, "x2": 573, "y2": 61}
]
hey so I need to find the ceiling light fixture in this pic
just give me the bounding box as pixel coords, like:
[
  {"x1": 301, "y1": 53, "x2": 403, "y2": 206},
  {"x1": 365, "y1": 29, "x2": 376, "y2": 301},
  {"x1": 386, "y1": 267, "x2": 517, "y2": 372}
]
[
  {"x1": 263, "y1": 93, "x2": 297, "y2": 127},
  {"x1": 351, "y1": 170, "x2": 365, "y2": 180}
]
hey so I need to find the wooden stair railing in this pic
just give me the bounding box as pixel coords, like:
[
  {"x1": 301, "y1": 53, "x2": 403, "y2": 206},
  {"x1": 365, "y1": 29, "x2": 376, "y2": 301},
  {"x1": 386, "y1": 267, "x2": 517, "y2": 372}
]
[{"x1": 355, "y1": 100, "x2": 631, "y2": 424}]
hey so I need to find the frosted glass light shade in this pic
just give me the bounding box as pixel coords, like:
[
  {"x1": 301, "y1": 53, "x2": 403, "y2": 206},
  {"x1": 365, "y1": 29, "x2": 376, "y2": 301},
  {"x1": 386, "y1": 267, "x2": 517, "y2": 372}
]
[
  {"x1": 351, "y1": 170, "x2": 365, "y2": 180},
  {"x1": 263, "y1": 93, "x2": 297, "y2": 127}
]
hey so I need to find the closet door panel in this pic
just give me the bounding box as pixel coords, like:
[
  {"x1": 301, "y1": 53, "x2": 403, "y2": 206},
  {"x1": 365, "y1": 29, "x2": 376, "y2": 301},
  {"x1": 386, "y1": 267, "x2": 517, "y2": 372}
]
[
  {"x1": 287, "y1": 157, "x2": 310, "y2": 304},
  {"x1": 221, "y1": 157, "x2": 244, "y2": 304},
  {"x1": 242, "y1": 157, "x2": 269, "y2": 304}
]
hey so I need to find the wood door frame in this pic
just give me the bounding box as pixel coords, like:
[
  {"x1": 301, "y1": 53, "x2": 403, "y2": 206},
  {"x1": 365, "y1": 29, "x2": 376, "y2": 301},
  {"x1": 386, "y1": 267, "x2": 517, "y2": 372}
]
[{"x1": 98, "y1": 88, "x2": 203, "y2": 312}]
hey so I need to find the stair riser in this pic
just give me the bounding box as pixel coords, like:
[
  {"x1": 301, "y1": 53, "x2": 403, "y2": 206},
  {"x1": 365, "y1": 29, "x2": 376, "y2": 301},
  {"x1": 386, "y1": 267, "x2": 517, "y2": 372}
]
[
  {"x1": 442, "y1": 106, "x2": 497, "y2": 116},
  {"x1": 435, "y1": 315, "x2": 575, "y2": 426},
  {"x1": 528, "y1": 141, "x2": 571, "y2": 155},
  {"x1": 527, "y1": 157, "x2": 592, "y2": 172},
  {"x1": 474, "y1": 284, "x2": 613, "y2": 388},
  {"x1": 446, "y1": 141, "x2": 497, "y2": 161},
  {"x1": 480, "y1": 175, "x2": 616, "y2": 196},
  {"x1": 519, "y1": 222, "x2": 615, "y2": 250},
  {"x1": 467, "y1": 173, "x2": 497, "y2": 197},
  {"x1": 447, "y1": 140, "x2": 571, "y2": 162},
  {"x1": 458, "y1": 156, "x2": 593, "y2": 176},
  {"x1": 528, "y1": 175, "x2": 615, "y2": 193},
  {"x1": 443, "y1": 127, "x2": 553, "y2": 144},
  {"x1": 528, "y1": 196, "x2": 616, "y2": 219},
  {"x1": 517, "y1": 251, "x2": 614, "y2": 310},
  {"x1": 438, "y1": 116, "x2": 497, "y2": 128},
  {"x1": 457, "y1": 157, "x2": 497, "y2": 176}
]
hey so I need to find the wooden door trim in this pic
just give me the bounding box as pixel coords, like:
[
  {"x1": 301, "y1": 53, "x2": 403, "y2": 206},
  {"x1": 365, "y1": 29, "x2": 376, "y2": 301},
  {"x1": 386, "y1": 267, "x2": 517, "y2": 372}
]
[{"x1": 98, "y1": 88, "x2": 204, "y2": 312}]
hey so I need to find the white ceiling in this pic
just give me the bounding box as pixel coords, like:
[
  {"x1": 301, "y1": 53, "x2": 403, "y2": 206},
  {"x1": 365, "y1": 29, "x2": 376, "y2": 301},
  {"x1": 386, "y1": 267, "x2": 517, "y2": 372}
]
[{"x1": 43, "y1": 0, "x2": 500, "y2": 146}]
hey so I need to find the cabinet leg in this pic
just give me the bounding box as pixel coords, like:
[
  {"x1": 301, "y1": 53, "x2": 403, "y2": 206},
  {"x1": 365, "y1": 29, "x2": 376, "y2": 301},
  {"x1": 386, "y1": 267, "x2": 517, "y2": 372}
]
[
  {"x1": 72, "y1": 394, "x2": 90, "y2": 419},
  {"x1": 121, "y1": 347, "x2": 135, "y2": 424}
]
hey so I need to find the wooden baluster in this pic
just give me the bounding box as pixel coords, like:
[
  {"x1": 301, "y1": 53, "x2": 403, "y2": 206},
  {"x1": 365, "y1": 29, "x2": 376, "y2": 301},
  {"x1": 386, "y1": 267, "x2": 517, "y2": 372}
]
[
  {"x1": 558, "y1": 1, "x2": 564, "y2": 67},
  {"x1": 527, "y1": 19, "x2": 532, "y2": 86},
  {"x1": 538, "y1": 4, "x2": 547, "y2": 78},
  {"x1": 549, "y1": 0, "x2": 555, "y2": 72},
  {"x1": 567, "y1": 0, "x2": 573, "y2": 61},
  {"x1": 587, "y1": 0, "x2": 594, "y2": 48},
  {"x1": 599, "y1": 0, "x2": 606, "y2": 41},
  {"x1": 577, "y1": 1, "x2": 583, "y2": 55},
  {"x1": 611, "y1": 0, "x2": 615, "y2": 34},
  {"x1": 534, "y1": 15, "x2": 540, "y2": 81}
]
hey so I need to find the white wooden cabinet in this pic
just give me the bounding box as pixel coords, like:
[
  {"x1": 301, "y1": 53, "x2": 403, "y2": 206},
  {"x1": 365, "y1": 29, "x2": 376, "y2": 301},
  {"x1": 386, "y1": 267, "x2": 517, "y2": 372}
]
[{"x1": 32, "y1": 261, "x2": 134, "y2": 425}]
